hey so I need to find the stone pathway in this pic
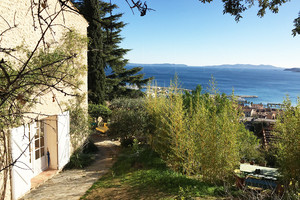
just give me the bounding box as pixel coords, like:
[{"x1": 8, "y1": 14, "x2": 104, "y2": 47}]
[{"x1": 21, "y1": 134, "x2": 120, "y2": 200}]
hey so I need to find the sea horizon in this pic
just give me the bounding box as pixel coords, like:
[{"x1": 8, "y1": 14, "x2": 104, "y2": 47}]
[{"x1": 126, "y1": 63, "x2": 300, "y2": 106}]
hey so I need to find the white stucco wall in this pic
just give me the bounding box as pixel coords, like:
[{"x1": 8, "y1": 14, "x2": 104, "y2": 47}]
[
  {"x1": 0, "y1": 1, "x2": 88, "y2": 199},
  {"x1": 0, "y1": 0, "x2": 88, "y2": 118},
  {"x1": 0, "y1": 135, "x2": 11, "y2": 200}
]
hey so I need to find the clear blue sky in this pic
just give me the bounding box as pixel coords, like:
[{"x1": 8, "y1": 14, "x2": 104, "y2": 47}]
[{"x1": 105, "y1": 0, "x2": 300, "y2": 68}]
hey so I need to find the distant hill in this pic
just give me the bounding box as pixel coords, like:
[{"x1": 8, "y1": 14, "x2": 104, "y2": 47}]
[
  {"x1": 127, "y1": 63, "x2": 282, "y2": 69},
  {"x1": 207, "y1": 64, "x2": 281, "y2": 69},
  {"x1": 284, "y1": 68, "x2": 300, "y2": 72},
  {"x1": 127, "y1": 63, "x2": 188, "y2": 67}
]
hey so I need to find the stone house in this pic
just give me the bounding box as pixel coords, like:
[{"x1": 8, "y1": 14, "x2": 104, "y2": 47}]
[
  {"x1": 266, "y1": 111, "x2": 277, "y2": 120},
  {"x1": 0, "y1": 1, "x2": 88, "y2": 199},
  {"x1": 250, "y1": 103, "x2": 264, "y2": 110},
  {"x1": 254, "y1": 109, "x2": 268, "y2": 119},
  {"x1": 243, "y1": 107, "x2": 257, "y2": 117}
]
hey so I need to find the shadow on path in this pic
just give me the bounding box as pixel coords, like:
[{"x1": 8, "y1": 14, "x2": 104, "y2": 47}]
[{"x1": 21, "y1": 134, "x2": 120, "y2": 200}]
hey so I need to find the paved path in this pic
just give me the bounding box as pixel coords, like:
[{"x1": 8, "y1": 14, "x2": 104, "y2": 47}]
[{"x1": 21, "y1": 135, "x2": 120, "y2": 200}]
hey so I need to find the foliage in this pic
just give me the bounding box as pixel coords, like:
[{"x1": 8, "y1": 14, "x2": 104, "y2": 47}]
[
  {"x1": 64, "y1": 139, "x2": 98, "y2": 169},
  {"x1": 82, "y1": 139, "x2": 99, "y2": 154},
  {"x1": 237, "y1": 128, "x2": 262, "y2": 163},
  {"x1": 88, "y1": 103, "x2": 112, "y2": 121},
  {"x1": 100, "y1": 2, "x2": 152, "y2": 100},
  {"x1": 292, "y1": 12, "x2": 300, "y2": 36},
  {"x1": 145, "y1": 81, "x2": 260, "y2": 183},
  {"x1": 0, "y1": 30, "x2": 87, "y2": 130},
  {"x1": 65, "y1": 95, "x2": 90, "y2": 149},
  {"x1": 76, "y1": 0, "x2": 106, "y2": 104},
  {"x1": 108, "y1": 98, "x2": 149, "y2": 143},
  {"x1": 75, "y1": 0, "x2": 297, "y2": 30},
  {"x1": 0, "y1": 1, "x2": 88, "y2": 194},
  {"x1": 73, "y1": 1, "x2": 151, "y2": 102},
  {"x1": 200, "y1": 0, "x2": 299, "y2": 34},
  {"x1": 63, "y1": 150, "x2": 95, "y2": 169},
  {"x1": 262, "y1": 147, "x2": 278, "y2": 167},
  {"x1": 273, "y1": 97, "x2": 300, "y2": 191},
  {"x1": 106, "y1": 67, "x2": 151, "y2": 100}
]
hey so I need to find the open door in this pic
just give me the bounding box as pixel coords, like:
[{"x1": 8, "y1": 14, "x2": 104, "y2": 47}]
[{"x1": 57, "y1": 111, "x2": 70, "y2": 169}]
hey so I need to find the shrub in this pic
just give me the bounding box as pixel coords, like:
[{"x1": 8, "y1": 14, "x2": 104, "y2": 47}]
[
  {"x1": 88, "y1": 103, "x2": 112, "y2": 122},
  {"x1": 145, "y1": 82, "x2": 260, "y2": 184},
  {"x1": 108, "y1": 98, "x2": 149, "y2": 143},
  {"x1": 82, "y1": 139, "x2": 99, "y2": 154},
  {"x1": 64, "y1": 139, "x2": 98, "y2": 169},
  {"x1": 273, "y1": 97, "x2": 300, "y2": 191},
  {"x1": 66, "y1": 95, "x2": 90, "y2": 149}
]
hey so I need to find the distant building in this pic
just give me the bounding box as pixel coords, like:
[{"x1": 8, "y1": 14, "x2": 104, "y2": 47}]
[
  {"x1": 242, "y1": 104, "x2": 278, "y2": 120},
  {"x1": 266, "y1": 111, "x2": 277, "y2": 120},
  {"x1": 250, "y1": 103, "x2": 264, "y2": 110}
]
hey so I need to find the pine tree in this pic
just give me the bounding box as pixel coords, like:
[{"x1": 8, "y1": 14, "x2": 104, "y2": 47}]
[
  {"x1": 73, "y1": 0, "x2": 106, "y2": 104},
  {"x1": 72, "y1": 0, "x2": 152, "y2": 101},
  {"x1": 100, "y1": 2, "x2": 152, "y2": 100}
]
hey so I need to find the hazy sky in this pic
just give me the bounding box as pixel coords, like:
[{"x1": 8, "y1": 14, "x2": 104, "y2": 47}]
[{"x1": 106, "y1": 0, "x2": 300, "y2": 68}]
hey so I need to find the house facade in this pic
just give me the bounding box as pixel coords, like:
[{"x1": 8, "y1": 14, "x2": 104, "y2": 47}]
[{"x1": 0, "y1": 1, "x2": 88, "y2": 199}]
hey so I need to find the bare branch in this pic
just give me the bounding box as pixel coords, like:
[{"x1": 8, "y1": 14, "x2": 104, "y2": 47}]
[{"x1": 124, "y1": 0, "x2": 155, "y2": 16}]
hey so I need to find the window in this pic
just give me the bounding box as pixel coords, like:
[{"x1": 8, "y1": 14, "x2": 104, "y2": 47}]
[{"x1": 34, "y1": 121, "x2": 45, "y2": 160}]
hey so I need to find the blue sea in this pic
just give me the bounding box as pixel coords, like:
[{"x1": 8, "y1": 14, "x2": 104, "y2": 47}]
[{"x1": 126, "y1": 64, "x2": 300, "y2": 105}]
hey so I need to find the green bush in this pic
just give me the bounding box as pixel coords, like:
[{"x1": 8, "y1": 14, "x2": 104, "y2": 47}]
[
  {"x1": 88, "y1": 103, "x2": 112, "y2": 121},
  {"x1": 82, "y1": 139, "x2": 99, "y2": 154},
  {"x1": 64, "y1": 139, "x2": 98, "y2": 169},
  {"x1": 63, "y1": 150, "x2": 95, "y2": 169},
  {"x1": 108, "y1": 98, "x2": 149, "y2": 143},
  {"x1": 273, "y1": 97, "x2": 300, "y2": 191},
  {"x1": 65, "y1": 95, "x2": 90, "y2": 149}
]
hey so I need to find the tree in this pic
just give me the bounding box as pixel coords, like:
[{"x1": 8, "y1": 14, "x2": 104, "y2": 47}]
[
  {"x1": 208, "y1": 0, "x2": 299, "y2": 36},
  {"x1": 73, "y1": 0, "x2": 151, "y2": 101},
  {"x1": 292, "y1": 12, "x2": 300, "y2": 36},
  {"x1": 145, "y1": 81, "x2": 260, "y2": 183},
  {"x1": 76, "y1": 0, "x2": 299, "y2": 36},
  {"x1": 273, "y1": 98, "x2": 300, "y2": 191},
  {"x1": 75, "y1": 0, "x2": 106, "y2": 104},
  {"x1": 106, "y1": 67, "x2": 152, "y2": 100},
  {"x1": 108, "y1": 98, "x2": 149, "y2": 146},
  {"x1": 99, "y1": 1, "x2": 152, "y2": 100},
  {"x1": 124, "y1": 0, "x2": 300, "y2": 36}
]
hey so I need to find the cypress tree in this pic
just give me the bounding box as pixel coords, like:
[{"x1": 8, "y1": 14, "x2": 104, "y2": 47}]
[{"x1": 73, "y1": 0, "x2": 106, "y2": 104}]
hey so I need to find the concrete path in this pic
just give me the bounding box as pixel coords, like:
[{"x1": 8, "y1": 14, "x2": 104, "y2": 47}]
[{"x1": 21, "y1": 135, "x2": 120, "y2": 200}]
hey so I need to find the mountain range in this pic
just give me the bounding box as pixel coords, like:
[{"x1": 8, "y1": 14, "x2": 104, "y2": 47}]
[{"x1": 127, "y1": 63, "x2": 283, "y2": 70}]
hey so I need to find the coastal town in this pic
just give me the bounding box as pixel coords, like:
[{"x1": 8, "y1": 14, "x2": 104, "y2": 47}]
[{"x1": 240, "y1": 102, "x2": 279, "y2": 149}]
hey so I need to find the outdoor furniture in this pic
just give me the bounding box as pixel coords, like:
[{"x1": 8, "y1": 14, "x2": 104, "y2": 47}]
[
  {"x1": 236, "y1": 164, "x2": 280, "y2": 190},
  {"x1": 96, "y1": 123, "x2": 109, "y2": 134}
]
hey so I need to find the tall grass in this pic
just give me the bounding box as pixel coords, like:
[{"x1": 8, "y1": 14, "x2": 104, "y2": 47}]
[{"x1": 145, "y1": 81, "x2": 260, "y2": 183}]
